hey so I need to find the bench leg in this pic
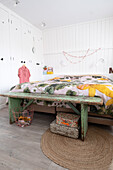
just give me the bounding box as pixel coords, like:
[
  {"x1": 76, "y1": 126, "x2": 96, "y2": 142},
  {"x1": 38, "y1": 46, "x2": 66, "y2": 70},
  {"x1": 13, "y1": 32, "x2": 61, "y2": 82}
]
[
  {"x1": 9, "y1": 97, "x2": 23, "y2": 124},
  {"x1": 81, "y1": 104, "x2": 88, "y2": 141}
]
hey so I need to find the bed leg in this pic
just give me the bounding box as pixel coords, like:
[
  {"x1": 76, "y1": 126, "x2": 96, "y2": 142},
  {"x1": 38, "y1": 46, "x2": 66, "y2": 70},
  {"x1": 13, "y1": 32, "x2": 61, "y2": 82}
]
[{"x1": 81, "y1": 104, "x2": 88, "y2": 141}]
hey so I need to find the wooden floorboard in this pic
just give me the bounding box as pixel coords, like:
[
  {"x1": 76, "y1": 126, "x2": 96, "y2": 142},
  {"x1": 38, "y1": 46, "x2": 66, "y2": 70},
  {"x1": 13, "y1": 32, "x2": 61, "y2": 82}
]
[
  {"x1": 0, "y1": 107, "x2": 113, "y2": 170},
  {"x1": 0, "y1": 107, "x2": 66, "y2": 170}
]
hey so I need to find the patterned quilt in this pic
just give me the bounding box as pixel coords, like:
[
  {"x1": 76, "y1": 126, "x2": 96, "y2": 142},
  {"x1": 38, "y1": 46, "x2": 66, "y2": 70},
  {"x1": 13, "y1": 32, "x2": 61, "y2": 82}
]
[{"x1": 10, "y1": 75, "x2": 113, "y2": 116}]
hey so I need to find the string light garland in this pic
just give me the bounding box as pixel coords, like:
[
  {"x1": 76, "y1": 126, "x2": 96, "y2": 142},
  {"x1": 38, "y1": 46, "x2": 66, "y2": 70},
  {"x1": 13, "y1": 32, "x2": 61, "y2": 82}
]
[{"x1": 63, "y1": 48, "x2": 101, "y2": 64}]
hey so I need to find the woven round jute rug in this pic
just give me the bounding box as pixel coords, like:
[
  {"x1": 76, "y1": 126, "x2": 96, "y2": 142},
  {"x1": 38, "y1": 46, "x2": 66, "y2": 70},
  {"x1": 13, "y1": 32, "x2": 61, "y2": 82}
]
[{"x1": 41, "y1": 125, "x2": 113, "y2": 170}]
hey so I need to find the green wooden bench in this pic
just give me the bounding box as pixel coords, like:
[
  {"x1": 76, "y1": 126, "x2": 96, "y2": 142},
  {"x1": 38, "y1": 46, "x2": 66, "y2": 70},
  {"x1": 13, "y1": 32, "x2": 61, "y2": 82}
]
[{"x1": 0, "y1": 92, "x2": 103, "y2": 141}]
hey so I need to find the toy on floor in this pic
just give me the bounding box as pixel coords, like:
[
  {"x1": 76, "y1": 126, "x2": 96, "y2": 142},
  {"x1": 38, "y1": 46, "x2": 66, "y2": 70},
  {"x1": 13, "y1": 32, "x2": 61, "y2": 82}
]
[{"x1": 12, "y1": 108, "x2": 34, "y2": 127}]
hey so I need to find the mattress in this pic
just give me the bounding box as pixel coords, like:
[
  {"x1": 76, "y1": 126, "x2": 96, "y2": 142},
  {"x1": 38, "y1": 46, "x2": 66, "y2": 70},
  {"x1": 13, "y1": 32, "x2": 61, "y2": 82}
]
[{"x1": 10, "y1": 74, "x2": 113, "y2": 116}]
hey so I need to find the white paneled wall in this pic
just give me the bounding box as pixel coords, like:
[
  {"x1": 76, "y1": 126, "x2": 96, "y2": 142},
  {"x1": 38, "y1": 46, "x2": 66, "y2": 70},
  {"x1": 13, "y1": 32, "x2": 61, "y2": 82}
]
[
  {"x1": 9, "y1": 14, "x2": 22, "y2": 87},
  {"x1": 0, "y1": 7, "x2": 10, "y2": 108},
  {"x1": 0, "y1": 3, "x2": 43, "y2": 109},
  {"x1": 43, "y1": 17, "x2": 113, "y2": 77}
]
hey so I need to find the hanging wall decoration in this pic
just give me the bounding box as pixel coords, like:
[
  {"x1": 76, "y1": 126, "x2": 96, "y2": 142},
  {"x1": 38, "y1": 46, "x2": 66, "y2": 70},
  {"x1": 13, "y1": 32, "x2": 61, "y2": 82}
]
[
  {"x1": 32, "y1": 36, "x2": 36, "y2": 54},
  {"x1": 32, "y1": 46, "x2": 35, "y2": 54},
  {"x1": 63, "y1": 48, "x2": 101, "y2": 64}
]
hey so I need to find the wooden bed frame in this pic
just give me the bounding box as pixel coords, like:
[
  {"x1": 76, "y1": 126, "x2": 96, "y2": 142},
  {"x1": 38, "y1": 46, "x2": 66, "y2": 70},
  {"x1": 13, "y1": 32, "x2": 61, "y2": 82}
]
[
  {"x1": 0, "y1": 92, "x2": 103, "y2": 141},
  {"x1": 31, "y1": 104, "x2": 113, "y2": 126}
]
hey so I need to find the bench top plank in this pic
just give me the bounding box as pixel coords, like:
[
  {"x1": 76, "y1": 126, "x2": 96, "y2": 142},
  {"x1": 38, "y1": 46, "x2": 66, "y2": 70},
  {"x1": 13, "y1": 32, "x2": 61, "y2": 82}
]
[{"x1": 0, "y1": 92, "x2": 103, "y2": 105}]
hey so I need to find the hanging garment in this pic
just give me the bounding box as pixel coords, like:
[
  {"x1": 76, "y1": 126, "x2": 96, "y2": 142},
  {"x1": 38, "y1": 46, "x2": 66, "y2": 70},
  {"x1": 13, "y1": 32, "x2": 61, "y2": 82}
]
[{"x1": 18, "y1": 65, "x2": 31, "y2": 84}]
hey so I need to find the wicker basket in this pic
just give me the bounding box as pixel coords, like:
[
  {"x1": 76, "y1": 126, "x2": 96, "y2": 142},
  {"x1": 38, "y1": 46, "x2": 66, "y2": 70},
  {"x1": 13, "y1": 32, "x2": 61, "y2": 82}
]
[
  {"x1": 12, "y1": 107, "x2": 34, "y2": 127},
  {"x1": 50, "y1": 120, "x2": 79, "y2": 139}
]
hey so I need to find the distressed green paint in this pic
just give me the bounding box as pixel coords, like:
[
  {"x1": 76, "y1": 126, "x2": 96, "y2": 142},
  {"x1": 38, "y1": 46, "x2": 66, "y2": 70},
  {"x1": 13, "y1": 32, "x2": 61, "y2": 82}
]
[
  {"x1": 81, "y1": 104, "x2": 88, "y2": 141},
  {"x1": 67, "y1": 102, "x2": 80, "y2": 115},
  {"x1": 0, "y1": 92, "x2": 103, "y2": 105},
  {"x1": 9, "y1": 97, "x2": 23, "y2": 124},
  {"x1": 22, "y1": 99, "x2": 34, "y2": 111},
  {"x1": 0, "y1": 92, "x2": 103, "y2": 141}
]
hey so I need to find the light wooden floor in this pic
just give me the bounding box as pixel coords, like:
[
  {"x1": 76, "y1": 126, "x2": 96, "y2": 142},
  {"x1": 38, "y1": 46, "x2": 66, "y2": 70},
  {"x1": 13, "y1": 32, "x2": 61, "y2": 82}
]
[
  {"x1": 0, "y1": 107, "x2": 67, "y2": 170},
  {"x1": 0, "y1": 107, "x2": 113, "y2": 170}
]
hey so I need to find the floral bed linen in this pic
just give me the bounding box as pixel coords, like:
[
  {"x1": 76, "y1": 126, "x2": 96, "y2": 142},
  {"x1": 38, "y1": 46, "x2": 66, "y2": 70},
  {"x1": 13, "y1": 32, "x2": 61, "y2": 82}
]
[{"x1": 10, "y1": 75, "x2": 113, "y2": 116}]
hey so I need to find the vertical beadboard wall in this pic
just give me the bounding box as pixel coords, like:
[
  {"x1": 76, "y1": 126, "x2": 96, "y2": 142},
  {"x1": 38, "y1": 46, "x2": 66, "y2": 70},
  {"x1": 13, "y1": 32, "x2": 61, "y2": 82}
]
[
  {"x1": 0, "y1": 3, "x2": 43, "y2": 109},
  {"x1": 43, "y1": 17, "x2": 113, "y2": 77}
]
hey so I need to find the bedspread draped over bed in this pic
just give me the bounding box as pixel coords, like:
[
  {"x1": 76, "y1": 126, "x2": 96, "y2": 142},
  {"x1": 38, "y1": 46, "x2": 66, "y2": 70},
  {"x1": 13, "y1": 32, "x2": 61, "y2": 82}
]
[{"x1": 10, "y1": 75, "x2": 113, "y2": 116}]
